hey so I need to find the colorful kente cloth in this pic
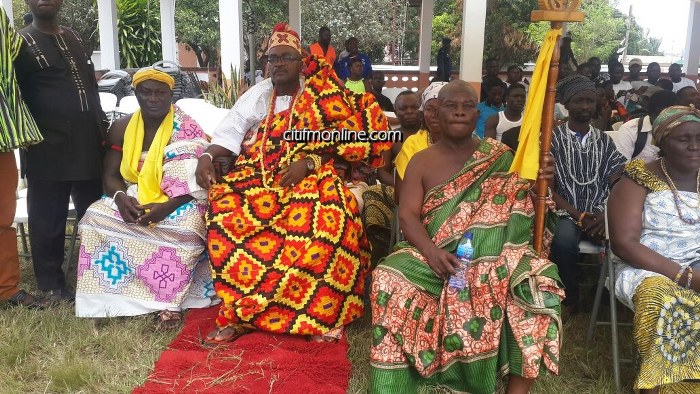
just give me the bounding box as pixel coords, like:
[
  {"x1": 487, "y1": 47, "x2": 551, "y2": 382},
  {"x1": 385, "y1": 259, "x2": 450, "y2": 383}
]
[
  {"x1": 370, "y1": 140, "x2": 564, "y2": 394},
  {"x1": 76, "y1": 107, "x2": 215, "y2": 317},
  {"x1": 0, "y1": 8, "x2": 42, "y2": 152},
  {"x1": 207, "y1": 55, "x2": 390, "y2": 335},
  {"x1": 361, "y1": 184, "x2": 396, "y2": 260}
]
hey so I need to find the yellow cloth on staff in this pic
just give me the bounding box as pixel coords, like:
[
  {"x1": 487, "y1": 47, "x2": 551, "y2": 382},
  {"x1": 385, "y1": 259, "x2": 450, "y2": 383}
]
[
  {"x1": 394, "y1": 129, "x2": 430, "y2": 180},
  {"x1": 509, "y1": 28, "x2": 562, "y2": 180},
  {"x1": 120, "y1": 106, "x2": 174, "y2": 204}
]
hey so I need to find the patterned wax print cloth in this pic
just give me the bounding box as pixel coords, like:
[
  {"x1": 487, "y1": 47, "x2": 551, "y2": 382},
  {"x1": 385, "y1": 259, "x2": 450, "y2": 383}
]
[
  {"x1": 76, "y1": 107, "x2": 215, "y2": 317},
  {"x1": 370, "y1": 139, "x2": 564, "y2": 394},
  {"x1": 207, "y1": 55, "x2": 390, "y2": 335},
  {"x1": 612, "y1": 160, "x2": 700, "y2": 393}
]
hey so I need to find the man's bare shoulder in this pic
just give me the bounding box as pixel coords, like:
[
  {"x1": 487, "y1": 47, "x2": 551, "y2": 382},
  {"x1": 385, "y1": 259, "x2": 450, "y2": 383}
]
[{"x1": 106, "y1": 115, "x2": 133, "y2": 144}]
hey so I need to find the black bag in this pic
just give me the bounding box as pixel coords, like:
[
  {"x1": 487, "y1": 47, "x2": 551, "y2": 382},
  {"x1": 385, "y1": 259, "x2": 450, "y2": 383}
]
[
  {"x1": 631, "y1": 115, "x2": 648, "y2": 159},
  {"x1": 152, "y1": 60, "x2": 202, "y2": 102}
]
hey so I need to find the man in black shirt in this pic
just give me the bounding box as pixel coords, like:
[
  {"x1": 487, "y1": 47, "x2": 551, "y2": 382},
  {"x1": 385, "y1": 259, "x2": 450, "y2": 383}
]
[
  {"x1": 435, "y1": 37, "x2": 451, "y2": 82},
  {"x1": 369, "y1": 71, "x2": 394, "y2": 112},
  {"x1": 15, "y1": 0, "x2": 106, "y2": 306}
]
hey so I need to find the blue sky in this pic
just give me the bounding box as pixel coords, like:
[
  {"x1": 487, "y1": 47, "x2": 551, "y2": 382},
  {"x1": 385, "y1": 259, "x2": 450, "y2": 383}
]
[{"x1": 614, "y1": 0, "x2": 691, "y2": 55}]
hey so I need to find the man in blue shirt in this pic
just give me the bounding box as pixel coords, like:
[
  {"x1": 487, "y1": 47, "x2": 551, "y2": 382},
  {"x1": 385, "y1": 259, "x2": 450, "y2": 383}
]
[
  {"x1": 335, "y1": 37, "x2": 372, "y2": 81},
  {"x1": 475, "y1": 77, "x2": 505, "y2": 138}
]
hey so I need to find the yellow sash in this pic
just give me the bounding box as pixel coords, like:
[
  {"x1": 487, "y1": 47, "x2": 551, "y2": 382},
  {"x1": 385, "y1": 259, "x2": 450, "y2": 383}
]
[{"x1": 120, "y1": 106, "x2": 174, "y2": 204}]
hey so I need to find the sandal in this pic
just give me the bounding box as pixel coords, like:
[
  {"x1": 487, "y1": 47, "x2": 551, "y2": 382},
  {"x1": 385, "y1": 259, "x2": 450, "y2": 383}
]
[
  {"x1": 155, "y1": 310, "x2": 182, "y2": 331},
  {"x1": 306, "y1": 335, "x2": 340, "y2": 343},
  {"x1": 203, "y1": 325, "x2": 251, "y2": 346},
  {"x1": 306, "y1": 326, "x2": 343, "y2": 343},
  {"x1": 6, "y1": 290, "x2": 41, "y2": 309}
]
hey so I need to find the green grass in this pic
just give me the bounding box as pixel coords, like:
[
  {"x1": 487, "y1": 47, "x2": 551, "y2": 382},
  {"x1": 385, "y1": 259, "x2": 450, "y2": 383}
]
[{"x1": 1, "y1": 241, "x2": 637, "y2": 393}]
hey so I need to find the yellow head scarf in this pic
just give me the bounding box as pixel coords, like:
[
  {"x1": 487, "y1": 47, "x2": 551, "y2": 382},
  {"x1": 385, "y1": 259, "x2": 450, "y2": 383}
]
[
  {"x1": 120, "y1": 68, "x2": 175, "y2": 204},
  {"x1": 132, "y1": 68, "x2": 175, "y2": 90}
]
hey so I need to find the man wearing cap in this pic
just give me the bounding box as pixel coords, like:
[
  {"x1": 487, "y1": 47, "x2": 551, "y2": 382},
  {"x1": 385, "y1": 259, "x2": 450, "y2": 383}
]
[
  {"x1": 196, "y1": 23, "x2": 389, "y2": 344},
  {"x1": 74, "y1": 68, "x2": 214, "y2": 327},
  {"x1": 549, "y1": 74, "x2": 626, "y2": 316},
  {"x1": 15, "y1": 0, "x2": 107, "y2": 306},
  {"x1": 625, "y1": 58, "x2": 651, "y2": 90}
]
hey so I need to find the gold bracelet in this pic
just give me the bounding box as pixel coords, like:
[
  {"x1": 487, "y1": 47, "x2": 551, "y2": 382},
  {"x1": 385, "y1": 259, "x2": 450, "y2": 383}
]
[
  {"x1": 686, "y1": 267, "x2": 694, "y2": 289},
  {"x1": 306, "y1": 154, "x2": 322, "y2": 171}
]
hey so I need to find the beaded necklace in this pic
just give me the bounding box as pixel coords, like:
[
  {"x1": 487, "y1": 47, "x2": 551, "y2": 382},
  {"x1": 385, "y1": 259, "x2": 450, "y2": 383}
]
[
  {"x1": 259, "y1": 85, "x2": 300, "y2": 187},
  {"x1": 660, "y1": 158, "x2": 700, "y2": 225},
  {"x1": 561, "y1": 124, "x2": 602, "y2": 186}
]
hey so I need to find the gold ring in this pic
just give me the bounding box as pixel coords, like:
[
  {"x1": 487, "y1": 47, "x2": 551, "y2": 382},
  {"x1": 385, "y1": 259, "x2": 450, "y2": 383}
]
[{"x1": 144, "y1": 208, "x2": 151, "y2": 213}]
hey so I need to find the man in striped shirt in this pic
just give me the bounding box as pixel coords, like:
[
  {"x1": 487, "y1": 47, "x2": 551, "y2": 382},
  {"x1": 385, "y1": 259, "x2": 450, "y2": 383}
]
[{"x1": 549, "y1": 75, "x2": 626, "y2": 316}]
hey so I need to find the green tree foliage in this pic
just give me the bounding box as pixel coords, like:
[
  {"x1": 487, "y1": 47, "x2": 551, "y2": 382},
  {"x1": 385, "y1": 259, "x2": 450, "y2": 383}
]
[
  {"x1": 625, "y1": 16, "x2": 664, "y2": 56},
  {"x1": 13, "y1": 0, "x2": 99, "y2": 54},
  {"x1": 243, "y1": 0, "x2": 285, "y2": 68},
  {"x1": 175, "y1": 0, "x2": 220, "y2": 67},
  {"x1": 567, "y1": 0, "x2": 625, "y2": 63},
  {"x1": 117, "y1": 0, "x2": 162, "y2": 68},
  {"x1": 300, "y1": 0, "x2": 396, "y2": 63}
]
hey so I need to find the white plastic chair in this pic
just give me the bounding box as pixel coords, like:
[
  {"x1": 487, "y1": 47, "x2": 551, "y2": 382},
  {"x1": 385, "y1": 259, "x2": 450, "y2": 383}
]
[
  {"x1": 14, "y1": 197, "x2": 29, "y2": 256},
  {"x1": 175, "y1": 98, "x2": 229, "y2": 137},
  {"x1": 14, "y1": 195, "x2": 79, "y2": 265},
  {"x1": 116, "y1": 95, "x2": 139, "y2": 115},
  {"x1": 99, "y1": 92, "x2": 119, "y2": 125},
  {"x1": 99, "y1": 92, "x2": 118, "y2": 113}
]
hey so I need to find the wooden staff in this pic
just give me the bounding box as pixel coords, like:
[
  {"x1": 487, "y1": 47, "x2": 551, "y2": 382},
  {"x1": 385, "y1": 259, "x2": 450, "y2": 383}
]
[{"x1": 531, "y1": 3, "x2": 584, "y2": 255}]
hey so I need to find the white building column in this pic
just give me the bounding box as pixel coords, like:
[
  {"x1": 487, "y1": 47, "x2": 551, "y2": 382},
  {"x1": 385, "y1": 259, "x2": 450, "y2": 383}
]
[
  {"x1": 219, "y1": 0, "x2": 245, "y2": 82},
  {"x1": 160, "y1": 0, "x2": 177, "y2": 62},
  {"x1": 684, "y1": 0, "x2": 700, "y2": 84},
  {"x1": 459, "y1": 0, "x2": 487, "y2": 98},
  {"x1": 1, "y1": 0, "x2": 13, "y2": 25},
  {"x1": 417, "y1": 0, "x2": 434, "y2": 90},
  {"x1": 97, "y1": 0, "x2": 119, "y2": 70},
  {"x1": 289, "y1": 0, "x2": 301, "y2": 41}
]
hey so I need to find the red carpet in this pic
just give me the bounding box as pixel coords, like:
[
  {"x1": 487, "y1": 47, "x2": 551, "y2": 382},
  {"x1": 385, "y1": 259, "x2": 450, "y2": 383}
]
[{"x1": 133, "y1": 306, "x2": 351, "y2": 394}]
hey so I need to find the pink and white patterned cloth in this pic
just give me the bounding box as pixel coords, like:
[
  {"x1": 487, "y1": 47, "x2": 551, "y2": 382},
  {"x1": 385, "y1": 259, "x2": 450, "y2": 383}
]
[{"x1": 76, "y1": 106, "x2": 216, "y2": 317}]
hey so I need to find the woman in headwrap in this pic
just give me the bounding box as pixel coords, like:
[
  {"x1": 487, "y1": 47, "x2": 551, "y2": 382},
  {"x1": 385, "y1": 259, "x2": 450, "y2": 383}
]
[
  {"x1": 608, "y1": 105, "x2": 700, "y2": 393},
  {"x1": 393, "y1": 81, "x2": 447, "y2": 201},
  {"x1": 75, "y1": 68, "x2": 215, "y2": 329}
]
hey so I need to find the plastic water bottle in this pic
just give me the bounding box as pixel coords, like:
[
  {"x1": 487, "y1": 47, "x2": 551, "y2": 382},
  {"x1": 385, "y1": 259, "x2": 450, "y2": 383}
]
[{"x1": 448, "y1": 232, "x2": 474, "y2": 290}]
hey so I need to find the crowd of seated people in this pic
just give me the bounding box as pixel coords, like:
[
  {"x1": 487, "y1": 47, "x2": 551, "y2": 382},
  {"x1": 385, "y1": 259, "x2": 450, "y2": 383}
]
[{"x1": 5, "y1": 6, "x2": 700, "y2": 392}]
